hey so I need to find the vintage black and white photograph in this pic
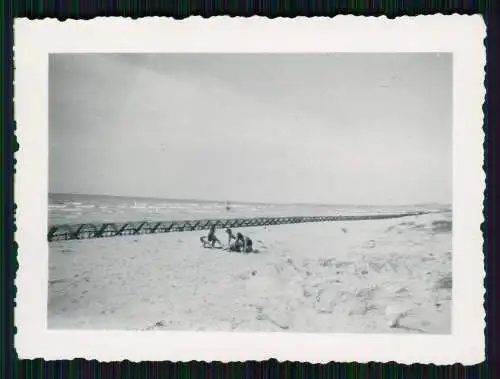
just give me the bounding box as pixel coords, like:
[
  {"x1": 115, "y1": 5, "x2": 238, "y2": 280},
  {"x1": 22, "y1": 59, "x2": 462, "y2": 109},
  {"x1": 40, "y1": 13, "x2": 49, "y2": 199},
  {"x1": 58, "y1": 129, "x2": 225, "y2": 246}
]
[
  {"x1": 47, "y1": 52, "x2": 453, "y2": 333},
  {"x1": 14, "y1": 17, "x2": 485, "y2": 363}
]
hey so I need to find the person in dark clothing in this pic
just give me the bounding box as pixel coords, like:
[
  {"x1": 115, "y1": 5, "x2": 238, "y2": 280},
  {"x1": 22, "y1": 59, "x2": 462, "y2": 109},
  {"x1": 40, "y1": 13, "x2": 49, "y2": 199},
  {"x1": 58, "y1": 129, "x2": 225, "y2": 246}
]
[
  {"x1": 224, "y1": 229, "x2": 257, "y2": 253},
  {"x1": 226, "y1": 232, "x2": 245, "y2": 252},
  {"x1": 244, "y1": 235, "x2": 254, "y2": 253},
  {"x1": 200, "y1": 225, "x2": 222, "y2": 248},
  {"x1": 235, "y1": 232, "x2": 246, "y2": 252}
]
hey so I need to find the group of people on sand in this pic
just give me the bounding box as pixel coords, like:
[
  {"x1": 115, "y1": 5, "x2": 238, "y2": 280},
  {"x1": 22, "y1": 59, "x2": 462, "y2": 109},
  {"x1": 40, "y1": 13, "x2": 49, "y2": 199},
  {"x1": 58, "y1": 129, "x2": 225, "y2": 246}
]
[{"x1": 200, "y1": 225, "x2": 255, "y2": 253}]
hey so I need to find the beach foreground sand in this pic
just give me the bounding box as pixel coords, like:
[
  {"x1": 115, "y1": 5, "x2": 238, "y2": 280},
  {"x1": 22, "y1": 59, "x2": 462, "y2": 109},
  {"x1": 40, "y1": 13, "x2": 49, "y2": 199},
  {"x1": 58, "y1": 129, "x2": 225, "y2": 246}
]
[{"x1": 48, "y1": 212, "x2": 452, "y2": 333}]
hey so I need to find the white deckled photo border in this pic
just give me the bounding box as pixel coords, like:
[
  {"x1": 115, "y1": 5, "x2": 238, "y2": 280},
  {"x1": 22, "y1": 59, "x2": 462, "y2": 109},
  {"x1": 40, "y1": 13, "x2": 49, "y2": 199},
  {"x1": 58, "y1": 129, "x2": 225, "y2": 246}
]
[{"x1": 14, "y1": 15, "x2": 486, "y2": 364}]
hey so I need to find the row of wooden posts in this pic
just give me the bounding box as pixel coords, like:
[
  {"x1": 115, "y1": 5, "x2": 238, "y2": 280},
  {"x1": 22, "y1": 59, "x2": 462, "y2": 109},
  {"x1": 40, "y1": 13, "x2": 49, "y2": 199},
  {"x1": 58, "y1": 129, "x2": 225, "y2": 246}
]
[{"x1": 47, "y1": 212, "x2": 428, "y2": 242}]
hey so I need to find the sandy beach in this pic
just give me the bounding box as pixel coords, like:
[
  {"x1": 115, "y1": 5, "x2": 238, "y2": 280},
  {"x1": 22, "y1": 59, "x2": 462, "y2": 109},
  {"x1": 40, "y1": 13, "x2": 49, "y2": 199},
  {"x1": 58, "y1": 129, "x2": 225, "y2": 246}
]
[{"x1": 48, "y1": 211, "x2": 452, "y2": 333}]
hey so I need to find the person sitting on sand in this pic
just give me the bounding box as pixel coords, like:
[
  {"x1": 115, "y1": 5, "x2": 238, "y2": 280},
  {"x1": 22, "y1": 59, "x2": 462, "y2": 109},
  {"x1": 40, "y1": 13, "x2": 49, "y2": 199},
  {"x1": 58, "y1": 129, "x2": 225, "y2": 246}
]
[
  {"x1": 224, "y1": 230, "x2": 257, "y2": 253},
  {"x1": 227, "y1": 232, "x2": 245, "y2": 252},
  {"x1": 244, "y1": 235, "x2": 254, "y2": 253},
  {"x1": 200, "y1": 225, "x2": 222, "y2": 248}
]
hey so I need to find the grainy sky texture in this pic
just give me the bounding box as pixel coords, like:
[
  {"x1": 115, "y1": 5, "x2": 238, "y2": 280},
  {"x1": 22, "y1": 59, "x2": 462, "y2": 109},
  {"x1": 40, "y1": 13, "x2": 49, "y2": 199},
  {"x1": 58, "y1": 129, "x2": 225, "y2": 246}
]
[{"x1": 49, "y1": 53, "x2": 452, "y2": 205}]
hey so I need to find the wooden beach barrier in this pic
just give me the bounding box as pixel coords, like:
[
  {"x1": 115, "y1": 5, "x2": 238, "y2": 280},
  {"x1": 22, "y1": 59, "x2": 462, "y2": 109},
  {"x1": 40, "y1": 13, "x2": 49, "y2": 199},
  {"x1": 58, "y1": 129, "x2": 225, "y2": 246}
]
[{"x1": 47, "y1": 211, "x2": 429, "y2": 242}]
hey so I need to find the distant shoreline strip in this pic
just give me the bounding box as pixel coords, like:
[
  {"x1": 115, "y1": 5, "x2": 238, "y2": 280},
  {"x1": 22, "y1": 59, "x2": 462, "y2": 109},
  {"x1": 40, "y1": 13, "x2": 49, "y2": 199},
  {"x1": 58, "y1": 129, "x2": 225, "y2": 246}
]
[{"x1": 47, "y1": 212, "x2": 431, "y2": 242}]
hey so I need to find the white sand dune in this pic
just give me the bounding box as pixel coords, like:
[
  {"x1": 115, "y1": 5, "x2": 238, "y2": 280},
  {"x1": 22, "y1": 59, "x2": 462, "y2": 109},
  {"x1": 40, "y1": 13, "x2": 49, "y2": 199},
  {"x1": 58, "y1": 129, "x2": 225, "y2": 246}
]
[{"x1": 48, "y1": 212, "x2": 452, "y2": 333}]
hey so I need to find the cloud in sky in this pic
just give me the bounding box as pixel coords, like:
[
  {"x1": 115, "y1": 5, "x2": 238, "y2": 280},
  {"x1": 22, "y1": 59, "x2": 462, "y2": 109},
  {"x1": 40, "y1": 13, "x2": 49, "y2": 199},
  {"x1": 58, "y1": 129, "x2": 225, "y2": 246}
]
[{"x1": 49, "y1": 53, "x2": 452, "y2": 205}]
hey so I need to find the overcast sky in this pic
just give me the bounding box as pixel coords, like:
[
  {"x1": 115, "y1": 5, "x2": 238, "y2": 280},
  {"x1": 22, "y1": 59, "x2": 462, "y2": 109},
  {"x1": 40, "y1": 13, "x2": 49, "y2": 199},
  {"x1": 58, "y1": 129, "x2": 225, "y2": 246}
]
[{"x1": 49, "y1": 53, "x2": 452, "y2": 205}]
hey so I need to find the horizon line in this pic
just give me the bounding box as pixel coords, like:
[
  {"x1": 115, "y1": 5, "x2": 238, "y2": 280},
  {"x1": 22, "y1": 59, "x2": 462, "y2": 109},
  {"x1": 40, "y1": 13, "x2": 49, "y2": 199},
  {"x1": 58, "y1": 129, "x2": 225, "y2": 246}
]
[{"x1": 48, "y1": 192, "x2": 451, "y2": 209}]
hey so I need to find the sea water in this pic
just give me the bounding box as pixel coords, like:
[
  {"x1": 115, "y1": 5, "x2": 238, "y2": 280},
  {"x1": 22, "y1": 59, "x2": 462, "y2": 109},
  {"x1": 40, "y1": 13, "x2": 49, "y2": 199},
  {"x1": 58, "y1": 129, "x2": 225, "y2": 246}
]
[{"x1": 48, "y1": 193, "x2": 448, "y2": 226}]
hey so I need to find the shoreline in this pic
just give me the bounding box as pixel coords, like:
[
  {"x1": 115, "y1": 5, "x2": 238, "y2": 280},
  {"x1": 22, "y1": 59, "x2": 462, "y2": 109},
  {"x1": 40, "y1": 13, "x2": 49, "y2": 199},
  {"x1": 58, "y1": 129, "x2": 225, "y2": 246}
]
[{"x1": 49, "y1": 192, "x2": 451, "y2": 209}]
